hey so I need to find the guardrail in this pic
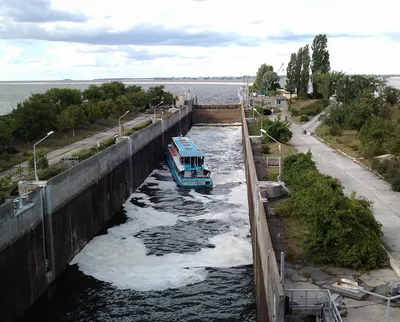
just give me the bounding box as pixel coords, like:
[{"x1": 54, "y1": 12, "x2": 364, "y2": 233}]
[{"x1": 285, "y1": 289, "x2": 342, "y2": 322}]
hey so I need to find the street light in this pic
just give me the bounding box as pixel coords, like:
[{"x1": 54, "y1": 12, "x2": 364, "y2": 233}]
[
  {"x1": 119, "y1": 110, "x2": 130, "y2": 136},
  {"x1": 153, "y1": 100, "x2": 164, "y2": 122},
  {"x1": 261, "y1": 128, "x2": 282, "y2": 182},
  {"x1": 33, "y1": 130, "x2": 54, "y2": 181}
]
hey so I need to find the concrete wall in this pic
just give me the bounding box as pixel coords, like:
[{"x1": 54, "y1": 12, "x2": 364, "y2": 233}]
[
  {"x1": 0, "y1": 105, "x2": 192, "y2": 321},
  {"x1": 241, "y1": 106, "x2": 285, "y2": 321},
  {"x1": 0, "y1": 189, "x2": 47, "y2": 322},
  {"x1": 192, "y1": 104, "x2": 241, "y2": 124}
]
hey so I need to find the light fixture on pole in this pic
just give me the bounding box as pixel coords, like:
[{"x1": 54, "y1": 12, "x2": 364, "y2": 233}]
[
  {"x1": 33, "y1": 130, "x2": 54, "y2": 181},
  {"x1": 119, "y1": 111, "x2": 130, "y2": 137},
  {"x1": 153, "y1": 100, "x2": 164, "y2": 122},
  {"x1": 252, "y1": 107, "x2": 263, "y2": 133},
  {"x1": 261, "y1": 128, "x2": 282, "y2": 182}
]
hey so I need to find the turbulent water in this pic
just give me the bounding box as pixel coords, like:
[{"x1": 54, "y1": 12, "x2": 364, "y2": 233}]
[{"x1": 20, "y1": 126, "x2": 257, "y2": 322}]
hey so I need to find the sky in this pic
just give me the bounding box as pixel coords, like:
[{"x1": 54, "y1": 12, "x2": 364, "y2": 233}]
[{"x1": 0, "y1": 0, "x2": 399, "y2": 81}]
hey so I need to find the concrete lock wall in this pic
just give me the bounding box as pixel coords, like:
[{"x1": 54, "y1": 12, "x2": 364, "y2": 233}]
[
  {"x1": 0, "y1": 188, "x2": 47, "y2": 322},
  {"x1": 192, "y1": 104, "x2": 241, "y2": 123},
  {"x1": 241, "y1": 106, "x2": 285, "y2": 322},
  {"x1": 0, "y1": 104, "x2": 192, "y2": 321}
]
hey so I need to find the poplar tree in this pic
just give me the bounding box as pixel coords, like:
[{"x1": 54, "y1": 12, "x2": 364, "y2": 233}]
[
  {"x1": 300, "y1": 45, "x2": 310, "y2": 97},
  {"x1": 311, "y1": 34, "x2": 330, "y2": 98},
  {"x1": 285, "y1": 53, "x2": 297, "y2": 96}
]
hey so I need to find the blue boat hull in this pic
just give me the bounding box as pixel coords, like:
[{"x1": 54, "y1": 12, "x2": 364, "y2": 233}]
[{"x1": 165, "y1": 151, "x2": 213, "y2": 189}]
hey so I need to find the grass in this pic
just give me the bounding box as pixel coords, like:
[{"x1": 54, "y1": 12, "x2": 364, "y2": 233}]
[
  {"x1": 316, "y1": 124, "x2": 361, "y2": 159},
  {"x1": 265, "y1": 167, "x2": 279, "y2": 181},
  {"x1": 289, "y1": 99, "x2": 319, "y2": 112},
  {"x1": 274, "y1": 198, "x2": 308, "y2": 263},
  {"x1": 0, "y1": 113, "x2": 142, "y2": 172},
  {"x1": 265, "y1": 142, "x2": 297, "y2": 159}
]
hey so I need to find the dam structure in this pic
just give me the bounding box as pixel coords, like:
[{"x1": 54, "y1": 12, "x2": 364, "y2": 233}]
[{"x1": 1, "y1": 101, "x2": 288, "y2": 322}]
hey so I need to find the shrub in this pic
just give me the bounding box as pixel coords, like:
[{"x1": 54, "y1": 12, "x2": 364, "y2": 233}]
[
  {"x1": 28, "y1": 152, "x2": 49, "y2": 171},
  {"x1": 37, "y1": 164, "x2": 68, "y2": 180},
  {"x1": 299, "y1": 115, "x2": 309, "y2": 122},
  {"x1": 282, "y1": 151, "x2": 387, "y2": 270},
  {"x1": 291, "y1": 109, "x2": 299, "y2": 116},
  {"x1": 328, "y1": 124, "x2": 343, "y2": 136},
  {"x1": 301, "y1": 100, "x2": 325, "y2": 117},
  {"x1": 260, "y1": 143, "x2": 270, "y2": 154}
]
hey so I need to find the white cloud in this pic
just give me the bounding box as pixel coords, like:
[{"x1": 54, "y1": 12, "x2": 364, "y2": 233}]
[{"x1": 0, "y1": 0, "x2": 399, "y2": 80}]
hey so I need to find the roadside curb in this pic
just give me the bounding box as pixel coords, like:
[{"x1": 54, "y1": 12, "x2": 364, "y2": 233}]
[
  {"x1": 382, "y1": 245, "x2": 400, "y2": 278},
  {"x1": 313, "y1": 134, "x2": 385, "y2": 180}
]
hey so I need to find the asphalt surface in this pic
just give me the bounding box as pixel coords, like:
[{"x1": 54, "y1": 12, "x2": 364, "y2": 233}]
[{"x1": 1, "y1": 114, "x2": 152, "y2": 180}]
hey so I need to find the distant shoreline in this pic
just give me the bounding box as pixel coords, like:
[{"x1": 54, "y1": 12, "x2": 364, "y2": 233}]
[{"x1": 0, "y1": 80, "x2": 255, "y2": 86}]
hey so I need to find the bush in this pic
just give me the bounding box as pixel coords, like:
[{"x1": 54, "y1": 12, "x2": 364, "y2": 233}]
[
  {"x1": 28, "y1": 152, "x2": 49, "y2": 171},
  {"x1": 328, "y1": 124, "x2": 343, "y2": 136},
  {"x1": 260, "y1": 143, "x2": 270, "y2": 154},
  {"x1": 132, "y1": 120, "x2": 151, "y2": 131},
  {"x1": 37, "y1": 164, "x2": 68, "y2": 180},
  {"x1": 371, "y1": 158, "x2": 400, "y2": 192},
  {"x1": 301, "y1": 100, "x2": 325, "y2": 117},
  {"x1": 282, "y1": 151, "x2": 387, "y2": 270},
  {"x1": 291, "y1": 109, "x2": 299, "y2": 116},
  {"x1": 299, "y1": 115, "x2": 309, "y2": 122}
]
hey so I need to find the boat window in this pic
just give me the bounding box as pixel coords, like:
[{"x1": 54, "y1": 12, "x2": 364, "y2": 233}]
[{"x1": 199, "y1": 157, "x2": 204, "y2": 166}]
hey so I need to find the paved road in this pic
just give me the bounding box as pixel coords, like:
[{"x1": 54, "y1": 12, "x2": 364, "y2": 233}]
[
  {"x1": 1, "y1": 114, "x2": 152, "y2": 180},
  {"x1": 274, "y1": 108, "x2": 400, "y2": 269}
]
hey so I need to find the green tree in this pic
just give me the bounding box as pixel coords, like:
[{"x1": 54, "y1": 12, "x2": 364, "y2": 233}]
[
  {"x1": 294, "y1": 47, "x2": 303, "y2": 96},
  {"x1": 263, "y1": 117, "x2": 293, "y2": 144},
  {"x1": 44, "y1": 88, "x2": 82, "y2": 114},
  {"x1": 382, "y1": 86, "x2": 400, "y2": 105},
  {"x1": 100, "y1": 81, "x2": 126, "y2": 101},
  {"x1": 299, "y1": 45, "x2": 310, "y2": 98},
  {"x1": 127, "y1": 90, "x2": 149, "y2": 112},
  {"x1": 83, "y1": 85, "x2": 102, "y2": 102},
  {"x1": 97, "y1": 99, "x2": 115, "y2": 120},
  {"x1": 28, "y1": 152, "x2": 49, "y2": 171},
  {"x1": 312, "y1": 73, "x2": 331, "y2": 103},
  {"x1": 285, "y1": 53, "x2": 297, "y2": 95},
  {"x1": 311, "y1": 34, "x2": 330, "y2": 98},
  {"x1": 254, "y1": 64, "x2": 279, "y2": 91},
  {"x1": 0, "y1": 119, "x2": 13, "y2": 154},
  {"x1": 359, "y1": 117, "x2": 394, "y2": 157},
  {"x1": 116, "y1": 95, "x2": 132, "y2": 115},
  {"x1": 10, "y1": 93, "x2": 56, "y2": 142},
  {"x1": 58, "y1": 105, "x2": 85, "y2": 138},
  {"x1": 147, "y1": 85, "x2": 167, "y2": 106},
  {"x1": 126, "y1": 85, "x2": 144, "y2": 94},
  {"x1": 82, "y1": 102, "x2": 102, "y2": 125}
]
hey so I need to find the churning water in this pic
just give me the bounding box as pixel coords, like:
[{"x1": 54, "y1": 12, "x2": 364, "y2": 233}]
[{"x1": 20, "y1": 126, "x2": 257, "y2": 322}]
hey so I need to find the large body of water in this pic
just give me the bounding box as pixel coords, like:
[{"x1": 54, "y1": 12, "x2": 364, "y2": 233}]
[
  {"x1": 0, "y1": 81, "x2": 244, "y2": 115},
  {"x1": 20, "y1": 126, "x2": 257, "y2": 322},
  {"x1": 1, "y1": 77, "x2": 399, "y2": 116}
]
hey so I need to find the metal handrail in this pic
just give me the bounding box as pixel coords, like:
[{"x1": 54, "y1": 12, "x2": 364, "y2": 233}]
[{"x1": 285, "y1": 289, "x2": 342, "y2": 322}]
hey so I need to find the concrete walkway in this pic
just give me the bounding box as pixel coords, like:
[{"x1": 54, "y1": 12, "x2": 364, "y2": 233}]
[
  {"x1": 1, "y1": 114, "x2": 152, "y2": 180},
  {"x1": 279, "y1": 111, "x2": 400, "y2": 273}
]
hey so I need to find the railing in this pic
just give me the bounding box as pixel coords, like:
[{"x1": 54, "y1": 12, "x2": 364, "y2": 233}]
[{"x1": 285, "y1": 289, "x2": 342, "y2": 322}]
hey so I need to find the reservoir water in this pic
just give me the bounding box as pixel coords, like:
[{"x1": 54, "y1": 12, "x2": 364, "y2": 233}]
[{"x1": 20, "y1": 126, "x2": 257, "y2": 322}]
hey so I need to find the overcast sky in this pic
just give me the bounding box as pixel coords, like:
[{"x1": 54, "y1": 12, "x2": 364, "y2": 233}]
[{"x1": 0, "y1": 0, "x2": 399, "y2": 81}]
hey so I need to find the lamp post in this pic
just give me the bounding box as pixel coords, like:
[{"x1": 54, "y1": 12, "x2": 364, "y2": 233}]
[
  {"x1": 119, "y1": 110, "x2": 130, "y2": 137},
  {"x1": 33, "y1": 130, "x2": 54, "y2": 181},
  {"x1": 153, "y1": 100, "x2": 164, "y2": 122},
  {"x1": 261, "y1": 128, "x2": 282, "y2": 182}
]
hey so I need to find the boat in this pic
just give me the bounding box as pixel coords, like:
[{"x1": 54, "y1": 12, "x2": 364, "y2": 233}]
[{"x1": 165, "y1": 136, "x2": 213, "y2": 189}]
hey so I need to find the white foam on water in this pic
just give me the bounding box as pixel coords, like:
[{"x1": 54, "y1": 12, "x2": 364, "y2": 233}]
[{"x1": 71, "y1": 127, "x2": 252, "y2": 292}]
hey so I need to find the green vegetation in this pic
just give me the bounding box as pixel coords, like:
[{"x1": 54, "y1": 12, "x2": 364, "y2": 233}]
[
  {"x1": 250, "y1": 64, "x2": 280, "y2": 93},
  {"x1": 280, "y1": 151, "x2": 387, "y2": 270},
  {"x1": 318, "y1": 72, "x2": 400, "y2": 191},
  {"x1": 0, "y1": 83, "x2": 176, "y2": 171}
]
